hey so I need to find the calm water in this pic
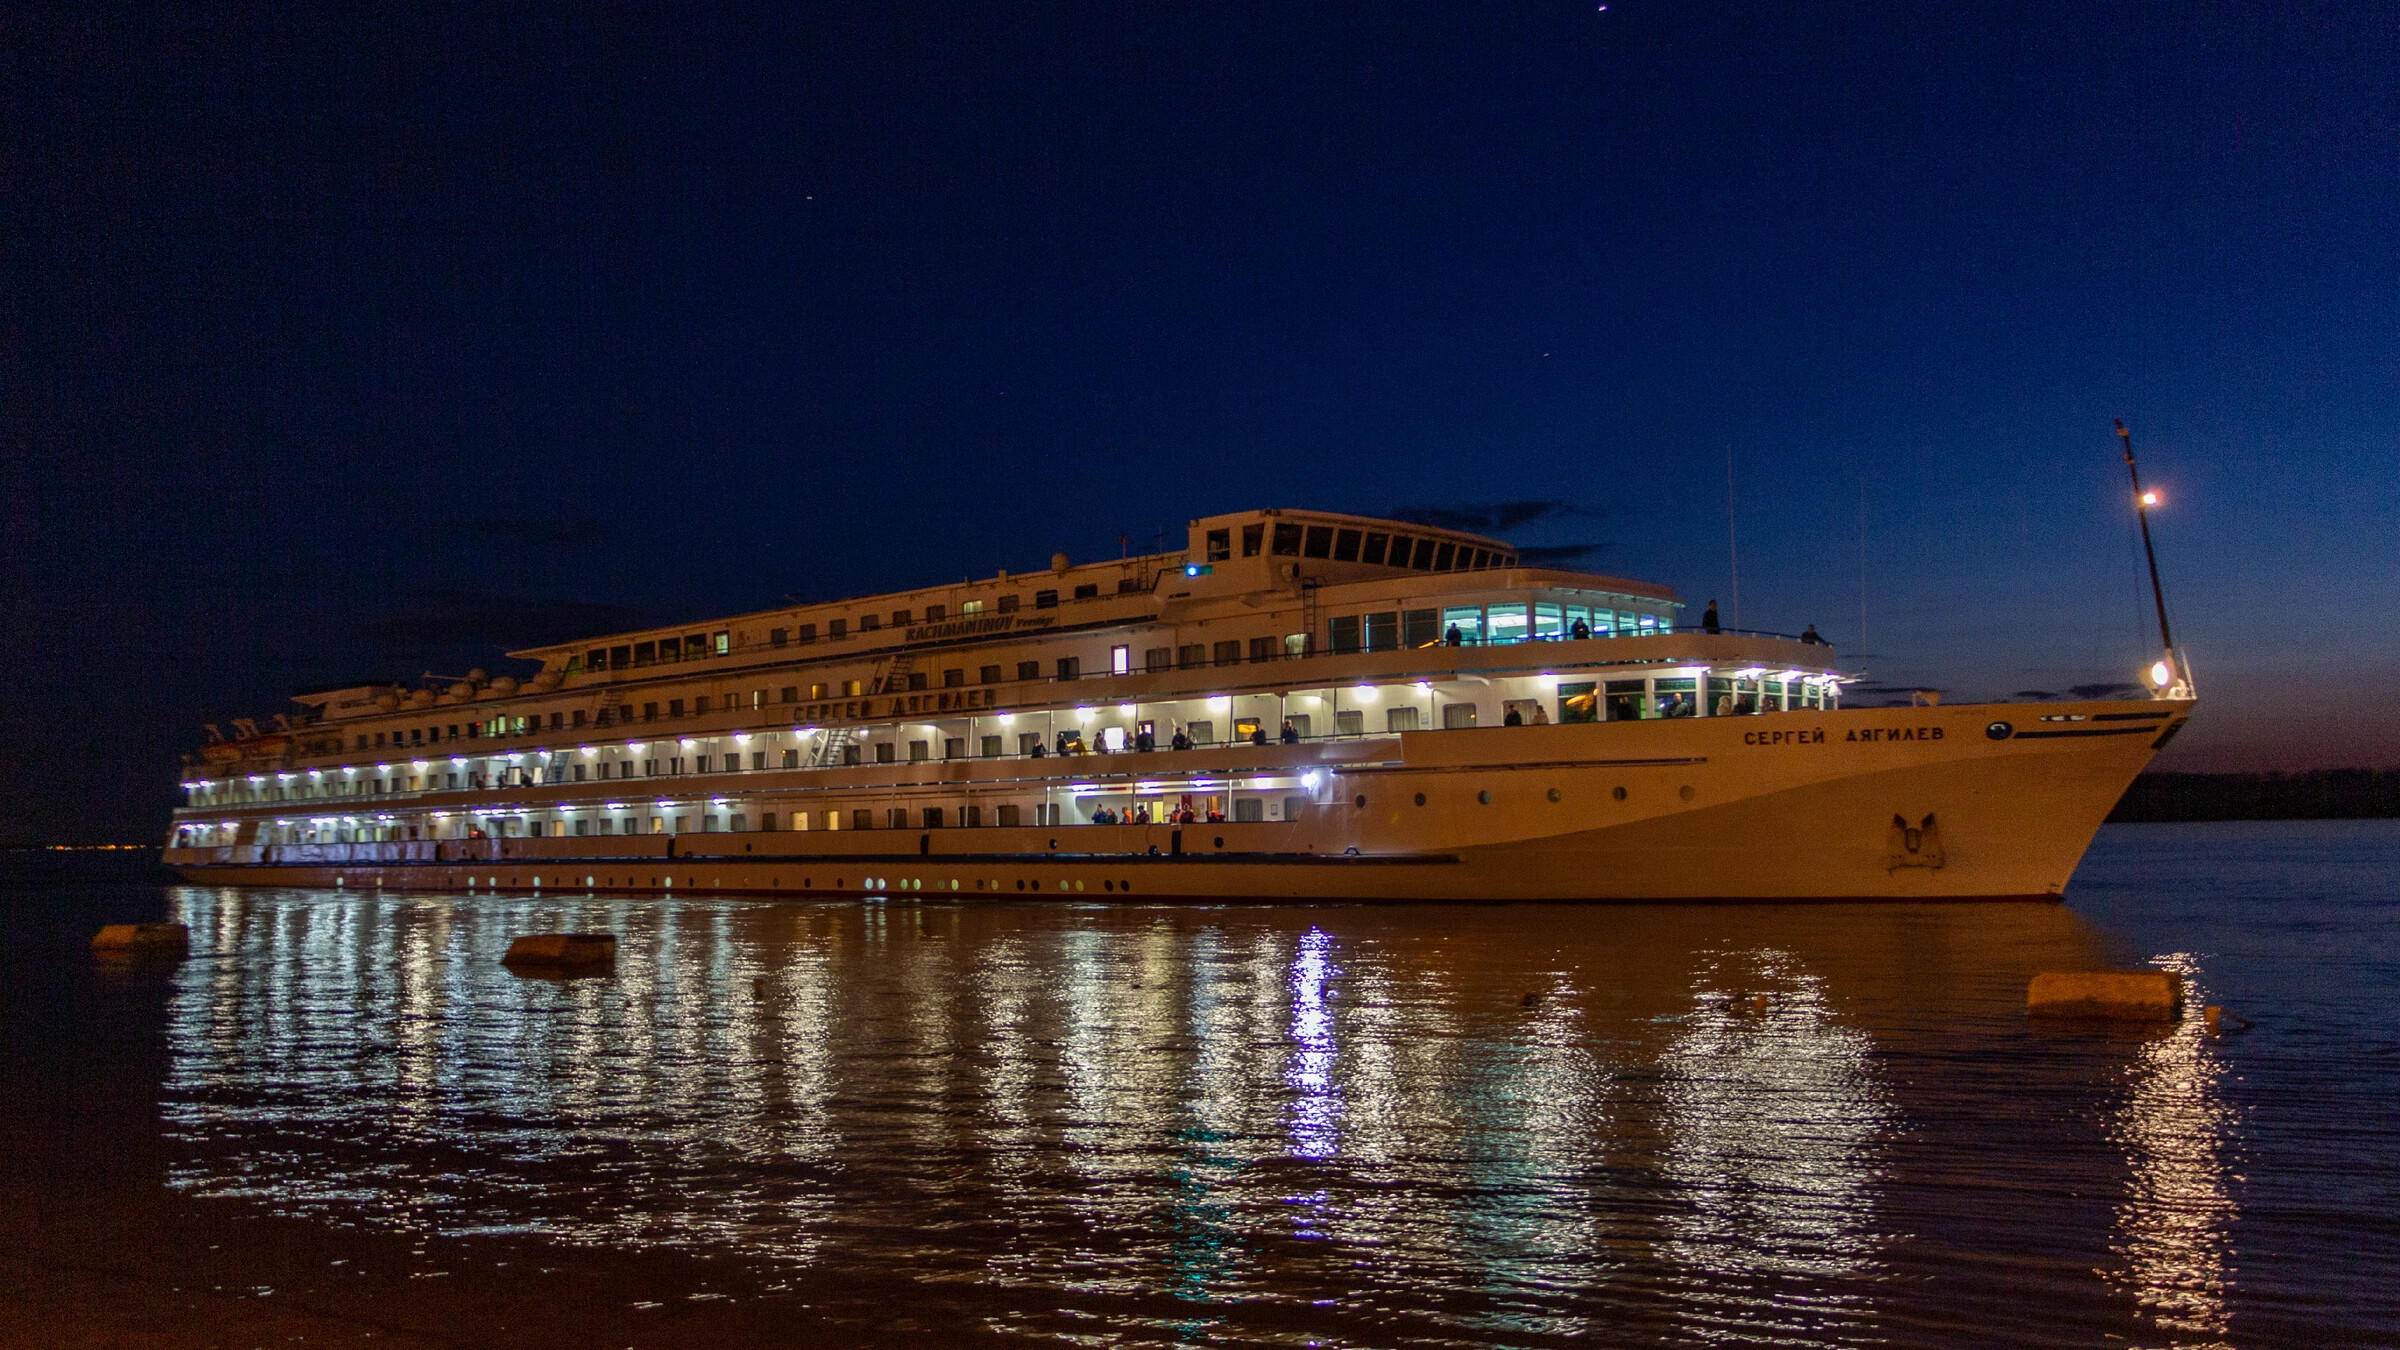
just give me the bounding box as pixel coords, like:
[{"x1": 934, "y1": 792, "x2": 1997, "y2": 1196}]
[{"x1": 4, "y1": 822, "x2": 2395, "y2": 1347}]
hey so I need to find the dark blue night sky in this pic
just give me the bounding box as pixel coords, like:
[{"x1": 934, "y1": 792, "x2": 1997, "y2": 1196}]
[{"x1": 6, "y1": 2, "x2": 2394, "y2": 843}]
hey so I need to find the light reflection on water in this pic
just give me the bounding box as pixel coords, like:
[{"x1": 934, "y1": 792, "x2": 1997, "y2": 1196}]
[{"x1": 157, "y1": 887, "x2": 2258, "y2": 1345}]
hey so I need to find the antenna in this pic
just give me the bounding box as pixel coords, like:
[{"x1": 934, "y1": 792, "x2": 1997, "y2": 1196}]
[
  {"x1": 1857, "y1": 473, "x2": 1867, "y2": 660},
  {"x1": 1726, "y1": 442, "x2": 1740, "y2": 631}
]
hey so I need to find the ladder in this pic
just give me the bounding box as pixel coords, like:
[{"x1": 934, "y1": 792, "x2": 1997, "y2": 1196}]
[{"x1": 1298, "y1": 577, "x2": 1323, "y2": 658}]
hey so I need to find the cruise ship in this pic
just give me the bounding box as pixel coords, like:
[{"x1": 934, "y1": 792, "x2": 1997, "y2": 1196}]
[{"x1": 164, "y1": 508, "x2": 2194, "y2": 901}]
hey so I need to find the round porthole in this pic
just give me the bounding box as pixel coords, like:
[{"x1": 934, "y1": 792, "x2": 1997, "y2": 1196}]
[
  {"x1": 1477, "y1": 789, "x2": 1492, "y2": 805},
  {"x1": 1986, "y1": 721, "x2": 2014, "y2": 741},
  {"x1": 1679, "y1": 785, "x2": 1695, "y2": 801},
  {"x1": 1354, "y1": 794, "x2": 1367, "y2": 809},
  {"x1": 1214, "y1": 836, "x2": 1225, "y2": 848},
  {"x1": 1546, "y1": 787, "x2": 1562, "y2": 803},
  {"x1": 1413, "y1": 792, "x2": 1427, "y2": 807},
  {"x1": 1104, "y1": 880, "x2": 1114, "y2": 892},
  {"x1": 1612, "y1": 786, "x2": 1628, "y2": 801},
  {"x1": 1120, "y1": 880, "x2": 1132, "y2": 892}
]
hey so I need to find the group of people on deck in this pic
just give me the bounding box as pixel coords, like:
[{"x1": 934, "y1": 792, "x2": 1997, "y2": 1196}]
[{"x1": 1090, "y1": 803, "x2": 1221, "y2": 826}]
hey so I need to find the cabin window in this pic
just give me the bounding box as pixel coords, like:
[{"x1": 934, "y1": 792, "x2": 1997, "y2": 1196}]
[
  {"x1": 943, "y1": 668, "x2": 964, "y2": 687},
  {"x1": 1335, "y1": 710, "x2": 1364, "y2": 736},
  {"x1": 1178, "y1": 644, "x2": 1205, "y2": 668},
  {"x1": 927, "y1": 604, "x2": 946, "y2": 622},
  {"x1": 1488, "y1": 603, "x2": 1529, "y2": 644},
  {"x1": 1328, "y1": 615, "x2": 1361, "y2": 654},
  {"x1": 1249, "y1": 636, "x2": 1276, "y2": 663},
  {"x1": 796, "y1": 623, "x2": 817, "y2": 643},
  {"x1": 1443, "y1": 703, "x2": 1477, "y2": 729},
  {"x1": 1303, "y1": 525, "x2": 1334, "y2": 558},
  {"x1": 1242, "y1": 523, "x2": 1265, "y2": 556},
  {"x1": 907, "y1": 671, "x2": 928, "y2": 691},
  {"x1": 892, "y1": 609, "x2": 911, "y2": 626},
  {"x1": 1559, "y1": 681, "x2": 1599, "y2": 724},
  {"x1": 1410, "y1": 537, "x2": 1440, "y2": 569},
  {"x1": 1018, "y1": 661, "x2": 1040, "y2": 681},
  {"x1": 1386, "y1": 706, "x2": 1421, "y2": 733},
  {"x1": 1365, "y1": 611, "x2": 1398, "y2": 652},
  {"x1": 1332, "y1": 529, "x2": 1361, "y2": 562},
  {"x1": 713, "y1": 631, "x2": 730, "y2": 655},
  {"x1": 1145, "y1": 647, "x2": 1171, "y2": 672},
  {"x1": 634, "y1": 641, "x2": 656, "y2": 666},
  {"x1": 828, "y1": 619, "x2": 847, "y2": 638},
  {"x1": 1214, "y1": 640, "x2": 1241, "y2": 666},
  {"x1": 1441, "y1": 606, "x2": 1483, "y2": 645},
  {"x1": 1431, "y1": 542, "x2": 1456, "y2": 571},
  {"x1": 1056, "y1": 656, "x2": 1081, "y2": 679},
  {"x1": 769, "y1": 627, "x2": 786, "y2": 647},
  {"x1": 981, "y1": 736, "x2": 1002, "y2": 757},
  {"x1": 585, "y1": 648, "x2": 607, "y2": 670},
  {"x1": 998, "y1": 594, "x2": 1019, "y2": 613},
  {"x1": 1188, "y1": 720, "x2": 1215, "y2": 744},
  {"x1": 1206, "y1": 528, "x2": 1231, "y2": 561},
  {"x1": 1271, "y1": 523, "x2": 1303, "y2": 556},
  {"x1": 1035, "y1": 590, "x2": 1058, "y2": 609},
  {"x1": 1361, "y1": 532, "x2": 1389, "y2": 566},
  {"x1": 1534, "y1": 603, "x2": 1564, "y2": 638},
  {"x1": 860, "y1": 614, "x2": 880, "y2": 631},
  {"x1": 1074, "y1": 583, "x2": 1099, "y2": 600},
  {"x1": 909, "y1": 740, "x2": 930, "y2": 762}
]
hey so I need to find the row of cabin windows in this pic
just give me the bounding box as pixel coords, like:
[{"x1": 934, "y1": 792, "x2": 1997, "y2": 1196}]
[
  {"x1": 577, "y1": 578, "x2": 1151, "y2": 674},
  {"x1": 1323, "y1": 602, "x2": 1668, "y2": 653},
  {"x1": 1203, "y1": 523, "x2": 1517, "y2": 572}
]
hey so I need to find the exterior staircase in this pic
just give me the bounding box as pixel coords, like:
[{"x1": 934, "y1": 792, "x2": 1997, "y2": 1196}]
[{"x1": 809, "y1": 652, "x2": 915, "y2": 767}]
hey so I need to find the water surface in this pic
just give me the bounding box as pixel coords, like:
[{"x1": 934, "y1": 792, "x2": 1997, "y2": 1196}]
[{"x1": 5, "y1": 822, "x2": 2394, "y2": 1347}]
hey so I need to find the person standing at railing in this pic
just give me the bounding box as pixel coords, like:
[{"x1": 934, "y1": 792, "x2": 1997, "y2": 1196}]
[
  {"x1": 1280, "y1": 719, "x2": 1300, "y2": 744},
  {"x1": 1801, "y1": 624, "x2": 1827, "y2": 647},
  {"x1": 1702, "y1": 601, "x2": 1721, "y2": 634},
  {"x1": 1445, "y1": 624, "x2": 1464, "y2": 647},
  {"x1": 1570, "y1": 617, "x2": 1590, "y2": 640}
]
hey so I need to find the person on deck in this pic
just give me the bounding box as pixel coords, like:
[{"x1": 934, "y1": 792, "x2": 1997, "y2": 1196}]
[
  {"x1": 1702, "y1": 601, "x2": 1721, "y2": 634},
  {"x1": 1801, "y1": 624, "x2": 1826, "y2": 646},
  {"x1": 1280, "y1": 719, "x2": 1300, "y2": 744},
  {"x1": 1503, "y1": 707, "x2": 1524, "y2": 726},
  {"x1": 1250, "y1": 725, "x2": 1268, "y2": 746},
  {"x1": 1570, "y1": 617, "x2": 1590, "y2": 640},
  {"x1": 1445, "y1": 624, "x2": 1464, "y2": 647}
]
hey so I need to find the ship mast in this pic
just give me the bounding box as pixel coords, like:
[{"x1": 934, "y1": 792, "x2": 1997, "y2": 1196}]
[{"x1": 2115, "y1": 419, "x2": 2179, "y2": 689}]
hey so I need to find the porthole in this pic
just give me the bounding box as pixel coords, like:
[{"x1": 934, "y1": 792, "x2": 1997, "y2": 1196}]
[
  {"x1": 1679, "y1": 784, "x2": 1695, "y2": 802},
  {"x1": 1120, "y1": 880, "x2": 1132, "y2": 892},
  {"x1": 1477, "y1": 789, "x2": 1492, "y2": 805},
  {"x1": 1413, "y1": 792, "x2": 1427, "y2": 807},
  {"x1": 1546, "y1": 788, "x2": 1562, "y2": 803},
  {"x1": 1612, "y1": 786, "x2": 1627, "y2": 801},
  {"x1": 1354, "y1": 794, "x2": 1367, "y2": 809},
  {"x1": 1075, "y1": 880, "x2": 1086, "y2": 892},
  {"x1": 1214, "y1": 836, "x2": 1225, "y2": 848},
  {"x1": 1104, "y1": 880, "x2": 1115, "y2": 892},
  {"x1": 1016, "y1": 879, "x2": 1025, "y2": 891}
]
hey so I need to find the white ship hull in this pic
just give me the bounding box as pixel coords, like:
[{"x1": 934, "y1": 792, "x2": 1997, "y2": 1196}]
[{"x1": 168, "y1": 698, "x2": 2184, "y2": 902}]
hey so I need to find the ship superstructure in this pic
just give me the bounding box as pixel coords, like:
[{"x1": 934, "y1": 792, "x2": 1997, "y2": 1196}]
[{"x1": 166, "y1": 508, "x2": 2190, "y2": 901}]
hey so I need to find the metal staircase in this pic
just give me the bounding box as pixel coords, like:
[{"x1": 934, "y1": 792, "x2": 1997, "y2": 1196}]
[{"x1": 809, "y1": 652, "x2": 915, "y2": 767}]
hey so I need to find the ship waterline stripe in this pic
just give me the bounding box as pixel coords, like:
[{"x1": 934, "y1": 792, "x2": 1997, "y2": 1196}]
[{"x1": 2010, "y1": 726, "x2": 2159, "y2": 739}]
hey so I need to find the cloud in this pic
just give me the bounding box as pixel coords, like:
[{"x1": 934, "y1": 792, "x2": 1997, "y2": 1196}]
[
  {"x1": 1515, "y1": 542, "x2": 1607, "y2": 566},
  {"x1": 358, "y1": 588, "x2": 655, "y2": 650},
  {"x1": 463, "y1": 517, "x2": 604, "y2": 547},
  {"x1": 1388, "y1": 500, "x2": 1600, "y2": 533}
]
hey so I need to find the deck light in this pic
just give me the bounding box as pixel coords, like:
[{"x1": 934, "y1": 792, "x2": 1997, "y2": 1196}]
[
  {"x1": 1353, "y1": 684, "x2": 1378, "y2": 701},
  {"x1": 735, "y1": 733, "x2": 751, "y2": 742},
  {"x1": 1119, "y1": 703, "x2": 1135, "y2": 715},
  {"x1": 998, "y1": 714, "x2": 1014, "y2": 725},
  {"x1": 2150, "y1": 660, "x2": 2173, "y2": 687},
  {"x1": 1077, "y1": 707, "x2": 1095, "y2": 723},
  {"x1": 2141, "y1": 490, "x2": 2159, "y2": 507},
  {"x1": 680, "y1": 738, "x2": 694, "y2": 747},
  {"x1": 1208, "y1": 697, "x2": 1230, "y2": 712},
  {"x1": 1302, "y1": 771, "x2": 1322, "y2": 790},
  {"x1": 1415, "y1": 681, "x2": 1432, "y2": 692}
]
